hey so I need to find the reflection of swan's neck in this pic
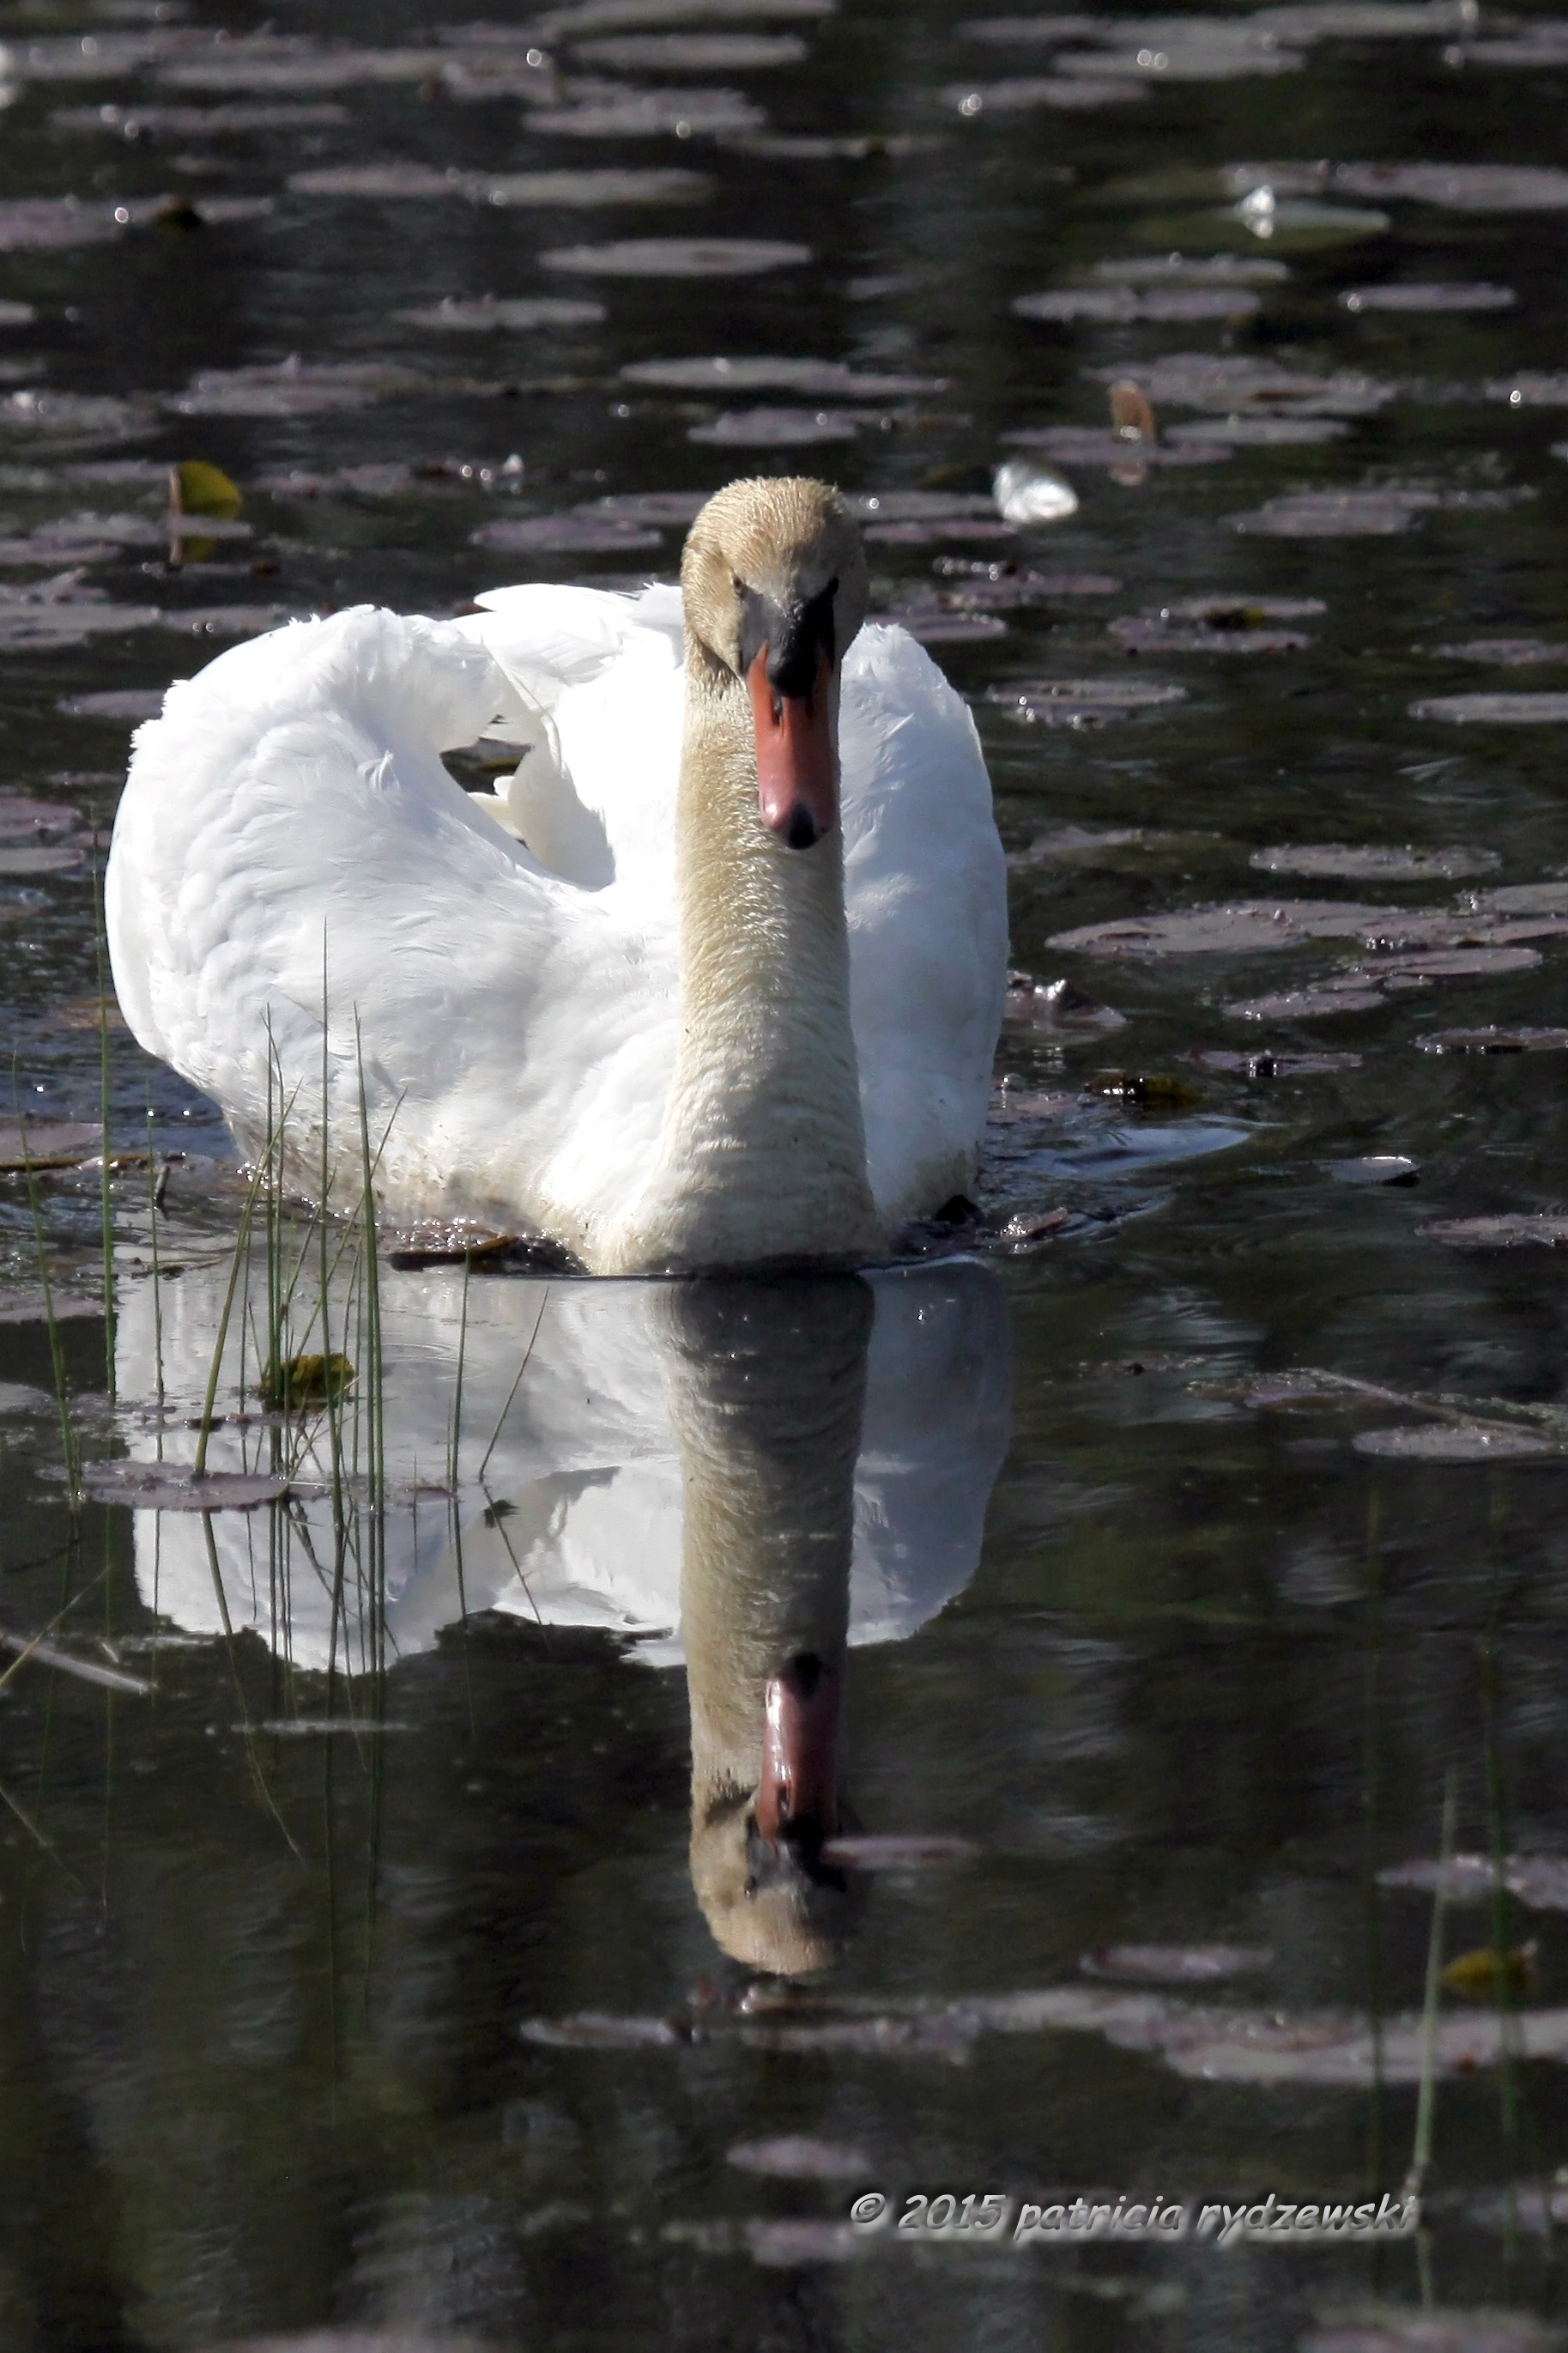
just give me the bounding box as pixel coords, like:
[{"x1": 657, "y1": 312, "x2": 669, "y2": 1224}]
[
  {"x1": 653, "y1": 1276, "x2": 872, "y2": 1974},
  {"x1": 618, "y1": 658, "x2": 881, "y2": 1275}
]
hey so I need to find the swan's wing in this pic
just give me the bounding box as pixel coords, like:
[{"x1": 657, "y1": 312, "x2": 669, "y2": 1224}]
[
  {"x1": 106, "y1": 607, "x2": 676, "y2": 1240},
  {"x1": 839, "y1": 624, "x2": 1009, "y2": 1221},
  {"x1": 455, "y1": 581, "x2": 684, "y2": 896}
]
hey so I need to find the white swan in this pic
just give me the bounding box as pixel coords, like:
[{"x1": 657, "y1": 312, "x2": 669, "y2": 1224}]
[{"x1": 106, "y1": 476, "x2": 1008, "y2": 1274}]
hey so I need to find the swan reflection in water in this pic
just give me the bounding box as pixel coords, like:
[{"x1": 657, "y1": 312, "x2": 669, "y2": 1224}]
[{"x1": 114, "y1": 1248, "x2": 1011, "y2": 1973}]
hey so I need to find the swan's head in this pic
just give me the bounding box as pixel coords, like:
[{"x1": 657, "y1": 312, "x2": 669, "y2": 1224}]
[
  {"x1": 690, "y1": 1653, "x2": 867, "y2": 1977},
  {"x1": 682, "y1": 476, "x2": 870, "y2": 852}
]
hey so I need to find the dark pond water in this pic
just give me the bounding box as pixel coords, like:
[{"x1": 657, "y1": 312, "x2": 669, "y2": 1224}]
[{"x1": 8, "y1": 0, "x2": 1568, "y2": 2345}]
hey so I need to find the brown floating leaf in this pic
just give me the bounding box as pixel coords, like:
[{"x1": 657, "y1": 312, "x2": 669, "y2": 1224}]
[
  {"x1": 818, "y1": 1834, "x2": 978, "y2": 1870},
  {"x1": 1352, "y1": 1424, "x2": 1557, "y2": 1463},
  {"x1": 1442, "y1": 1941, "x2": 1539, "y2": 1999},
  {"x1": 727, "y1": 2137, "x2": 870, "y2": 2180},
  {"x1": 1110, "y1": 379, "x2": 1156, "y2": 440},
  {"x1": 81, "y1": 1462, "x2": 291, "y2": 1510},
  {"x1": 1422, "y1": 1214, "x2": 1568, "y2": 1248},
  {"x1": 1081, "y1": 1944, "x2": 1272, "y2": 1986}
]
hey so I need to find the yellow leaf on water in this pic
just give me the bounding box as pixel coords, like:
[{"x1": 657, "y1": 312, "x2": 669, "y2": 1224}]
[
  {"x1": 172, "y1": 458, "x2": 242, "y2": 522},
  {"x1": 1441, "y1": 1939, "x2": 1540, "y2": 2000},
  {"x1": 259, "y1": 1352, "x2": 354, "y2": 1410}
]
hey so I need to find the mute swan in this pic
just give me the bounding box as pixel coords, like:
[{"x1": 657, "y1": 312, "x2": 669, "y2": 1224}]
[{"x1": 106, "y1": 476, "x2": 1008, "y2": 1274}]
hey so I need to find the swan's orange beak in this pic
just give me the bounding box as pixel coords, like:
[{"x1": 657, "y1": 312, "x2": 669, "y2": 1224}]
[
  {"x1": 754, "y1": 1653, "x2": 840, "y2": 1847},
  {"x1": 748, "y1": 645, "x2": 837, "y2": 852}
]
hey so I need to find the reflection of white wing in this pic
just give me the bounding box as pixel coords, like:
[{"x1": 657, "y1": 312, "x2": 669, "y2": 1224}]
[{"x1": 116, "y1": 1251, "x2": 1010, "y2": 1671}]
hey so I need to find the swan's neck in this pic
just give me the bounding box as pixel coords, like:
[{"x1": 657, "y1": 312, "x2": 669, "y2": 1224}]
[{"x1": 619, "y1": 643, "x2": 881, "y2": 1274}]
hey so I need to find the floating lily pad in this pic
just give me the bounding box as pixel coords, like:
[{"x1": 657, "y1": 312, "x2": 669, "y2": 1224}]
[
  {"x1": 727, "y1": 2137, "x2": 870, "y2": 2180},
  {"x1": 1225, "y1": 985, "x2": 1385, "y2": 1019},
  {"x1": 294, "y1": 164, "x2": 705, "y2": 206},
  {"x1": 1081, "y1": 1944, "x2": 1272, "y2": 1985},
  {"x1": 847, "y1": 491, "x2": 997, "y2": 520},
  {"x1": 1165, "y1": 415, "x2": 1348, "y2": 445},
  {"x1": 166, "y1": 358, "x2": 424, "y2": 418},
  {"x1": 1087, "y1": 350, "x2": 1392, "y2": 415},
  {"x1": 1232, "y1": 488, "x2": 1438, "y2": 536},
  {"x1": 542, "y1": 236, "x2": 809, "y2": 275},
  {"x1": 1335, "y1": 161, "x2": 1568, "y2": 209},
  {"x1": 992, "y1": 677, "x2": 1188, "y2": 725},
  {"x1": 1421, "y1": 1214, "x2": 1568, "y2": 1247},
  {"x1": 1341, "y1": 281, "x2": 1515, "y2": 311},
  {"x1": 1419, "y1": 1027, "x2": 1568, "y2": 1054},
  {"x1": 473, "y1": 512, "x2": 665, "y2": 551},
  {"x1": 1014, "y1": 286, "x2": 1262, "y2": 322},
  {"x1": 0, "y1": 1118, "x2": 102, "y2": 1169},
  {"x1": 394, "y1": 296, "x2": 607, "y2": 331},
  {"x1": 1371, "y1": 945, "x2": 1541, "y2": 978},
  {"x1": 944, "y1": 74, "x2": 1150, "y2": 112},
  {"x1": 1001, "y1": 427, "x2": 1227, "y2": 467},
  {"x1": 689, "y1": 405, "x2": 862, "y2": 445},
  {"x1": 1352, "y1": 1423, "x2": 1557, "y2": 1461},
  {"x1": 528, "y1": 86, "x2": 766, "y2": 136},
  {"x1": 1381, "y1": 1853, "x2": 1568, "y2": 1909},
  {"x1": 580, "y1": 488, "x2": 711, "y2": 522},
  {"x1": 1250, "y1": 842, "x2": 1497, "y2": 880},
  {"x1": 0, "y1": 793, "x2": 78, "y2": 839},
  {"x1": 1095, "y1": 251, "x2": 1290, "y2": 284},
  {"x1": 572, "y1": 32, "x2": 808, "y2": 65},
  {"x1": 1111, "y1": 611, "x2": 1311, "y2": 652},
  {"x1": 1192, "y1": 1049, "x2": 1361, "y2": 1074},
  {"x1": 52, "y1": 97, "x2": 348, "y2": 132},
  {"x1": 1327, "y1": 1155, "x2": 1419, "y2": 1185},
  {"x1": 59, "y1": 688, "x2": 164, "y2": 723},
  {"x1": 623, "y1": 355, "x2": 943, "y2": 395},
  {"x1": 1488, "y1": 372, "x2": 1568, "y2": 405},
  {"x1": 1413, "y1": 694, "x2": 1568, "y2": 723},
  {"x1": 82, "y1": 1462, "x2": 292, "y2": 1509},
  {"x1": 884, "y1": 611, "x2": 1007, "y2": 644}
]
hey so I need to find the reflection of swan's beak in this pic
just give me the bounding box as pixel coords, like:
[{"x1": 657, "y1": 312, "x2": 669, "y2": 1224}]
[{"x1": 754, "y1": 1652, "x2": 839, "y2": 1854}]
